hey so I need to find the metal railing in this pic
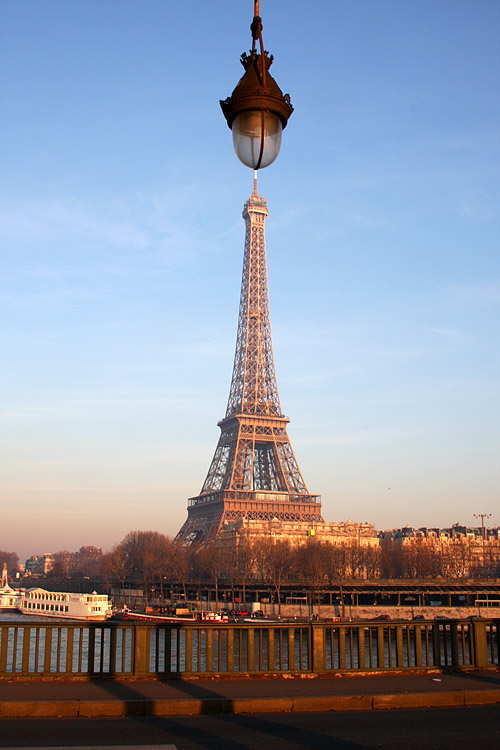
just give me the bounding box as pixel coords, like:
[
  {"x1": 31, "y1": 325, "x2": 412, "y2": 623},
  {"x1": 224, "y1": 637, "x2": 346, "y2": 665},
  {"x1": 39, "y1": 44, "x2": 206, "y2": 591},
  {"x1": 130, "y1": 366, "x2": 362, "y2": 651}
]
[{"x1": 0, "y1": 618, "x2": 498, "y2": 680}]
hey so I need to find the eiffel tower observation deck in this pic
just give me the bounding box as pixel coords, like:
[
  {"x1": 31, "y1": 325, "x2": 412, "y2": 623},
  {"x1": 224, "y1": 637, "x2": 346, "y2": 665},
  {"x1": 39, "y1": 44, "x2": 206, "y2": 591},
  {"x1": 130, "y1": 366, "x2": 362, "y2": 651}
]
[{"x1": 176, "y1": 175, "x2": 323, "y2": 545}]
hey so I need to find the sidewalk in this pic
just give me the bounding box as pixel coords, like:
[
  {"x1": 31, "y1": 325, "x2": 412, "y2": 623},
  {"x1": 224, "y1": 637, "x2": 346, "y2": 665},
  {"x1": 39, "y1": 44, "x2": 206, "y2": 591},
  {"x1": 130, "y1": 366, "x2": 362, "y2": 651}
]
[{"x1": 0, "y1": 671, "x2": 499, "y2": 717}]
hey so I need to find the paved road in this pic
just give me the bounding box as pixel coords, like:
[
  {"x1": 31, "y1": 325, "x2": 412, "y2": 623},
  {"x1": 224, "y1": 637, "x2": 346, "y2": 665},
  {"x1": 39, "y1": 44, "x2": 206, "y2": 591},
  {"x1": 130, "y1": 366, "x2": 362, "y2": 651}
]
[{"x1": 1, "y1": 705, "x2": 499, "y2": 749}]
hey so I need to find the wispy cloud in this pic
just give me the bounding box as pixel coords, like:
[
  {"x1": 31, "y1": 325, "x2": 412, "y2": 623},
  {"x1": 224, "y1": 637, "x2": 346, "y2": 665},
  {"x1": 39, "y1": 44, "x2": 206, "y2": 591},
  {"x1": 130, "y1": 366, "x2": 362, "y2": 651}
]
[
  {"x1": 0, "y1": 187, "x2": 228, "y2": 269},
  {"x1": 0, "y1": 197, "x2": 148, "y2": 250},
  {"x1": 301, "y1": 429, "x2": 416, "y2": 447},
  {"x1": 445, "y1": 280, "x2": 500, "y2": 307},
  {"x1": 0, "y1": 391, "x2": 193, "y2": 420}
]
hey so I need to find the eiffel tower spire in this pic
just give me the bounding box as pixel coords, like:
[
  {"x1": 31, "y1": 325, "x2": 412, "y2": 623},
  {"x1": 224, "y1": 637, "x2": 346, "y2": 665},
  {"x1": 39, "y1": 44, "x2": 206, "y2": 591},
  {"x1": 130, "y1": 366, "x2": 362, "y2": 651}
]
[
  {"x1": 225, "y1": 173, "x2": 281, "y2": 420},
  {"x1": 176, "y1": 178, "x2": 323, "y2": 544}
]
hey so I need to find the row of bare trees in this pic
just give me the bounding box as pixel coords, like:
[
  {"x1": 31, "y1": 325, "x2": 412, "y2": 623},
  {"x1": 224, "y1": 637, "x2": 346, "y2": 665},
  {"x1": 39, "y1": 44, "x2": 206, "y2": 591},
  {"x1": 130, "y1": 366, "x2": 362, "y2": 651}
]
[
  {"x1": 4, "y1": 534, "x2": 499, "y2": 595},
  {"x1": 95, "y1": 531, "x2": 500, "y2": 612},
  {"x1": 379, "y1": 538, "x2": 500, "y2": 579},
  {"x1": 49, "y1": 546, "x2": 103, "y2": 578}
]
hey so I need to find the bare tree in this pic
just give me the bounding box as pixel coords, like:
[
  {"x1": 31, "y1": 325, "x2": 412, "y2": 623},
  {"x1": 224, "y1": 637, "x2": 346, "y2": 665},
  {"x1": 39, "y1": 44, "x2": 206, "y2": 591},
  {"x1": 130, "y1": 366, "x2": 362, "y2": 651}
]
[
  {"x1": 142, "y1": 534, "x2": 174, "y2": 603},
  {"x1": 445, "y1": 540, "x2": 472, "y2": 579},
  {"x1": 324, "y1": 544, "x2": 349, "y2": 583},
  {"x1": 170, "y1": 542, "x2": 193, "y2": 603},
  {"x1": 235, "y1": 538, "x2": 255, "y2": 607},
  {"x1": 362, "y1": 545, "x2": 381, "y2": 579},
  {"x1": 73, "y1": 546, "x2": 103, "y2": 578},
  {"x1": 404, "y1": 540, "x2": 442, "y2": 579},
  {"x1": 200, "y1": 540, "x2": 232, "y2": 610},
  {"x1": 48, "y1": 550, "x2": 73, "y2": 578},
  {"x1": 101, "y1": 544, "x2": 133, "y2": 601},
  {"x1": 344, "y1": 540, "x2": 364, "y2": 578},
  {"x1": 297, "y1": 540, "x2": 329, "y2": 616},
  {"x1": 255, "y1": 539, "x2": 294, "y2": 616},
  {"x1": 115, "y1": 530, "x2": 173, "y2": 606},
  {"x1": 380, "y1": 539, "x2": 405, "y2": 578}
]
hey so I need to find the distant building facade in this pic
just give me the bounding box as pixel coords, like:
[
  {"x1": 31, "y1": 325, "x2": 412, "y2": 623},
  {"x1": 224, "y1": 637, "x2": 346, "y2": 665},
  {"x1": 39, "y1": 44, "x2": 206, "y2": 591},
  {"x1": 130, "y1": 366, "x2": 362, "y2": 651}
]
[
  {"x1": 217, "y1": 517, "x2": 379, "y2": 548},
  {"x1": 379, "y1": 525, "x2": 500, "y2": 577},
  {"x1": 24, "y1": 553, "x2": 54, "y2": 576}
]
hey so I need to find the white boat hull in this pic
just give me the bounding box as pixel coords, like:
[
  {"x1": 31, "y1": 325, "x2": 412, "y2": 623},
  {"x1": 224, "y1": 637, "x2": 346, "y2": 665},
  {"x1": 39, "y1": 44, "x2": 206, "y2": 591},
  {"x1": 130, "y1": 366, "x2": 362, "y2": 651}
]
[
  {"x1": 19, "y1": 587, "x2": 112, "y2": 622},
  {"x1": 0, "y1": 590, "x2": 22, "y2": 611}
]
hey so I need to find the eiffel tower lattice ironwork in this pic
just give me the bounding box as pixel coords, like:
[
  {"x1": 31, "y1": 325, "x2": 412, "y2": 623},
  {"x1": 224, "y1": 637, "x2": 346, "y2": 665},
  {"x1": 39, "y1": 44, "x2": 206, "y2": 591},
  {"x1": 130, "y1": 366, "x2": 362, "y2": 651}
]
[{"x1": 176, "y1": 176, "x2": 323, "y2": 544}]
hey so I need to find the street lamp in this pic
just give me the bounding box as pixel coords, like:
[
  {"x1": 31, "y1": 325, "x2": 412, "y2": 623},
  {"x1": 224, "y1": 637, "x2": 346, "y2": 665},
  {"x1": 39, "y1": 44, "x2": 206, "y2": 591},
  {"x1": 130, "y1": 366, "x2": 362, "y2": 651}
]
[{"x1": 220, "y1": 0, "x2": 293, "y2": 169}]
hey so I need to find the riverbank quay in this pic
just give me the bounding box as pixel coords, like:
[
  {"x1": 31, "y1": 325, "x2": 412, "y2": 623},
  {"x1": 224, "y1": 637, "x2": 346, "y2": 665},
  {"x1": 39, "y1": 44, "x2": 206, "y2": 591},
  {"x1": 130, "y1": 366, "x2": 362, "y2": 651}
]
[{"x1": 0, "y1": 671, "x2": 499, "y2": 718}]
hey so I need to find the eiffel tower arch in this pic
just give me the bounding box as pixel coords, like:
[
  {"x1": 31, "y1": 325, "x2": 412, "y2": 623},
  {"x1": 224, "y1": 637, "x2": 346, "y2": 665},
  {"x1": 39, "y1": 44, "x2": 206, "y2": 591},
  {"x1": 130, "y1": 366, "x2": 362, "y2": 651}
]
[{"x1": 176, "y1": 177, "x2": 323, "y2": 544}]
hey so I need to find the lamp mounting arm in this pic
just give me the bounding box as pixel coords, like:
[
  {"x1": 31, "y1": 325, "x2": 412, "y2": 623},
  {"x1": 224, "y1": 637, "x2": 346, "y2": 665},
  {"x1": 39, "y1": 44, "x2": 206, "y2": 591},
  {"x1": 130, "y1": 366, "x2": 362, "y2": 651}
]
[{"x1": 250, "y1": 1, "x2": 266, "y2": 87}]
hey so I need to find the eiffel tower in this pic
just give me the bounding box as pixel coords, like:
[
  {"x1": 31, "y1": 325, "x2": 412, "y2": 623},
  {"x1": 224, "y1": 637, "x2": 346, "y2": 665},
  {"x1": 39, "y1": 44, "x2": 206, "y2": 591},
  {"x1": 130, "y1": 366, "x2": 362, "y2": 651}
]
[{"x1": 176, "y1": 175, "x2": 323, "y2": 544}]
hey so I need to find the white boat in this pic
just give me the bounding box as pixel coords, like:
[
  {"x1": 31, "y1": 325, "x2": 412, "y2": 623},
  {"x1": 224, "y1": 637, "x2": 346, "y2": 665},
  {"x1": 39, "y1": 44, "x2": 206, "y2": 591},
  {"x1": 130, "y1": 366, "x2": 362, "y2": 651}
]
[
  {"x1": 0, "y1": 563, "x2": 23, "y2": 610},
  {"x1": 19, "y1": 587, "x2": 112, "y2": 621}
]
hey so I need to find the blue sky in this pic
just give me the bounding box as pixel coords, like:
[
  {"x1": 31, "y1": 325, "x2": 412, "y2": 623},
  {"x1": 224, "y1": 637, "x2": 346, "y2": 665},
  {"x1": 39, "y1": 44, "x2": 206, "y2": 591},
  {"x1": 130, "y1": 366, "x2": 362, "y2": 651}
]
[{"x1": 1, "y1": 1, "x2": 499, "y2": 561}]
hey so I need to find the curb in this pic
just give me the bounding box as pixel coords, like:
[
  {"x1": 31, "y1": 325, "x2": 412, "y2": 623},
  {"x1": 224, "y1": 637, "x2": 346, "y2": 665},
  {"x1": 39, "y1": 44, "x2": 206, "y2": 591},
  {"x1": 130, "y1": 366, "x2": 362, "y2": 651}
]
[{"x1": 1, "y1": 690, "x2": 499, "y2": 718}]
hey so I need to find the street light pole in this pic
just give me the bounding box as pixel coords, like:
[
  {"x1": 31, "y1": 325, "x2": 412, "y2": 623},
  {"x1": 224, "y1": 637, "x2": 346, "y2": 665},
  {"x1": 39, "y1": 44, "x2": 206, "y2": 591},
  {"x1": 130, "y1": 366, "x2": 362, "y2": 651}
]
[{"x1": 473, "y1": 513, "x2": 491, "y2": 578}]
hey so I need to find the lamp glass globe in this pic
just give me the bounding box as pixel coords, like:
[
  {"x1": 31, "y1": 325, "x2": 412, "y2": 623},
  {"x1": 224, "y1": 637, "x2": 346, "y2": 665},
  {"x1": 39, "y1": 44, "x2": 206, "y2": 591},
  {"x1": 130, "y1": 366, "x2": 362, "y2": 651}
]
[{"x1": 232, "y1": 110, "x2": 282, "y2": 169}]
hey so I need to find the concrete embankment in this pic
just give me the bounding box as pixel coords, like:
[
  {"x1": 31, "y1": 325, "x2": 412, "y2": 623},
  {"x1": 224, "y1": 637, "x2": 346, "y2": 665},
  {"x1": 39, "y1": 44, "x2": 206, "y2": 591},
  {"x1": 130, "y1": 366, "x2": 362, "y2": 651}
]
[{"x1": 257, "y1": 604, "x2": 494, "y2": 620}]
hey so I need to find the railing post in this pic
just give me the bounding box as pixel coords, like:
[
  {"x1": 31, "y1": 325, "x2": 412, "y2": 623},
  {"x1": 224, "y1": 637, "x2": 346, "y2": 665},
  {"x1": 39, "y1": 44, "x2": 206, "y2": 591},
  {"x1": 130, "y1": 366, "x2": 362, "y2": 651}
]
[
  {"x1": 495, "y1": 619, "x2": 500, "y2": 666},
  {"x1": 203, "y1": 628, "x2": 211, "y2": 674},
  {"x1": 109, "y1": 624, "x2": 117, "y2": 675},
  {"x1": 87, "y1": 626, "x2": 96, "y2": 676},
  {"x1": 471, "y1": 620, "x2": 489, "y2": 668},
  {"x1": 396, "y1": 626, "x2": 404, "y2": 668},
  {"x1": 0, "y1": 626, "x2": 8, "y2": 675},
  {"x1": 227, "y1": 627, "x2": 234, "y2": 672},
  {"x1": 377, "y1": 626, "x2": 385, "y2": 669},
  {"x1": 267, "y1": 627, "x2": 275, "y2": 672},
  {"x1": 248, "y1": 627, "x2": 255, "y2": 672},
  {"x1": 339, "y1": 627, "x2": 347, "y2": 670},
  {"x1": 44, "y1": 627, "x2": 53, "y2": 674},
  {"x1": 21, "y1": 625, "x2": 31, "y2": 675},
  {"x1": 432, "y1": 624, "x2": 441, "y2": 668},
  {"x1": 311, "y1": 624, "x2": 325, "y2": 673},
  {"x1": 164, "y1": 627, "x2": 172, "y2": 674},
  {"x1": 288, "y1": 626, "x2": 295, "y2": 671},
  {"x1": 450, "y1": 622, "x2": 460, "y2": 667},
  {"x1": 65, "y1": 626, "x2": 74, "y2": 674},
  {"x1": 183, "y1": 628, "x2": 192, "y2": 673},
  {"x1": 414, "y1": 624, "x2": 423, "y2": 667},
  {"x1": 11, "y1": 628, "x2": 19, "y2": 672},
  {"x1": 358, "y1": 625, "x2": 365, "y2": 669},
  {"x1": 132, "y1": 625, "x2": 149, "y2": 677}
]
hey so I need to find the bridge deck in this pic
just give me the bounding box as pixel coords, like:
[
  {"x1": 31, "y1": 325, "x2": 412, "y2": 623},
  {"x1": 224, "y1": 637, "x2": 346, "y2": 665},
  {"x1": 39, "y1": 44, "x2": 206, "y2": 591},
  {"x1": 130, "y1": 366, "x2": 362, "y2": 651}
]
[{"x1": 0, "y1": 670, "x2": 499, "y2": 718}]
